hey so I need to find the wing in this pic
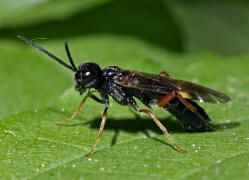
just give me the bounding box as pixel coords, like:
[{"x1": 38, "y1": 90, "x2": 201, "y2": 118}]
[{"x1": 115, "y1": 70, "x2": 231, "y2": 104}]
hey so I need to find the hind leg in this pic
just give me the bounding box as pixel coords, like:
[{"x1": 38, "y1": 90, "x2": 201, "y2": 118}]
[
  {"x1": 128, "y1": 96, "x2": 186, "y2": 153},
  {"x1": 176, "y1": 93, "x2": 207, "y2": 123},
  {"x1": 176, "y1": 92, "x2": 214, "y2": 130}
]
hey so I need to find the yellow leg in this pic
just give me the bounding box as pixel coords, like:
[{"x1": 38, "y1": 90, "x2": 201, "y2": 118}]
[
  {"x1": 84, "y1": 106, "x2": 108, "y2": 158},
  {"x1": 140, "y1": 109, "x2": 187, "y2": 153},
  {"x1": 55, "y1": 93, "x2": 90, "y2": 125}
]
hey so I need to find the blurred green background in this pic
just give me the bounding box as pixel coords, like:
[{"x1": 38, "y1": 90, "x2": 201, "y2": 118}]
[{"x1": 0, "y1": 0, "x2": 249, "y2": 180}]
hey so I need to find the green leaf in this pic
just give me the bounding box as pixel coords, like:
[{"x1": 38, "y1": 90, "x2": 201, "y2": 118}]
[
  {"x1": 1, "y1": 0, "x2": 249, "y2": 55},
  {"x1": 0, "y1": 0, "x2": 110, "y2": 28},
  {"x1": 183, "y1": 152, "x2": 249, "y2": 180},
  {"x1": 0, "y1": 39, "x2": 72, "y2": 119},
  {"x1": 0, "y1": 35, "x2": 249, "y2": 179},
  {"x1": 166, "y1": 0, "x2": 249, "y2": 55},
  {"x1": 1, "y1": 0, "x2": 249, "y2": 179}
]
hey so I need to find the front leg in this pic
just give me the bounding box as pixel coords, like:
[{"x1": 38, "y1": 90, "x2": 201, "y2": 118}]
[
  {"x1": 55, "y1": 91, "x2": 105, "y2": 125},
  {"x1": 128, "y1": 97, "x2": 186, "y2": 153}
]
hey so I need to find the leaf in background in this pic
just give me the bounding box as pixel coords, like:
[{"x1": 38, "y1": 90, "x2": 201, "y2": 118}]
[
  {"x1": 0, "y1": 0, "x2": 110, "y2": 28},
  {"x1": 0, "y1": 0, "x2": 49, "y2": 24},
  {"x1": 1, "y1": 0, "x2": 249, "y2": 55},
  {"x1": 0, "y1": 0, "x2": 185, "y2": 53},
  {"x1": 166, "y1": 0, "x2": 249, "y2": 55},
  {"x1": 0, "y1": 36, "x2": 248, "y2": 179}
]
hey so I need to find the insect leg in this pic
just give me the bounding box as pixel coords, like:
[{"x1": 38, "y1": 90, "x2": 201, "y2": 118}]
[
  {"x1": 128, "y1": 97, "x2": 186, "y2": 153},
  {"x1": 157, "y1": 92, "x2": 175, "y2": 107},
  {"x1": 55, "y1": 92, "x2": 104, "y2": 125},
  {"x1": 84, "y1": 101, "x2": 109, "y2": 158},
  {"x1": 159, "y1": 71, "x2": 170, "y2": 78},
  {"x1": 88, "y1": 93, "x2": 105, "y2": 104},
  {"x1": 140, "y1": 109, "x2": 186, "y2": 153},
  {"x1": 176, "y1": 92, "x2": 208, "y2": 124}
]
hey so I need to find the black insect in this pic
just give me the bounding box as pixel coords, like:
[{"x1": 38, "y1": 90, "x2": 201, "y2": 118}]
[{"x1": 18, "y1": 35, "x2": 231, "y2": 157}]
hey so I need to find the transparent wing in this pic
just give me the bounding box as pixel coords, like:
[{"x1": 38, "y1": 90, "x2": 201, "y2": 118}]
[{"x1": 115, "y1": 70, "x2": 231, "y2": 104}]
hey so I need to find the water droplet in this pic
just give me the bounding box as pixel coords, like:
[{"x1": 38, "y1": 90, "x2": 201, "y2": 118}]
[
  {"x1": 216, "y1": 159, "x2": 222, "y2": 163},
  {"x1": 4, "y1": 130, "x2": 16, "y2": 136}
]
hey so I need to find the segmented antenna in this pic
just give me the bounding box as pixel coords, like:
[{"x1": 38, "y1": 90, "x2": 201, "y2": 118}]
[
  {"x1": 65, "y1": 40, "x2": 77, "y2": 71},
  {"x1": 17, "y1": 35, "x2": 77, "y2": 72}
]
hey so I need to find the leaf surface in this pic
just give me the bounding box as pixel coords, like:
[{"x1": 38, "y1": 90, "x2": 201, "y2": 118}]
[{"x1": 0, "y1": 0, "x2": 249, "y2": 179}]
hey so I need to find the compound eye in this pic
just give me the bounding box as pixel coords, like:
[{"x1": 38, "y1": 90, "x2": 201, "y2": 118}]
[{"x1": 75, "y1": 72, "x2": 81, "y2": 80}]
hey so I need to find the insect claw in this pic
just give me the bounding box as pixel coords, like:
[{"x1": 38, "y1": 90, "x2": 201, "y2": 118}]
[
  {"x1": 84, "y1": 152, "x2": 93, "y2": 158},
  {"x1": 178, "y1": 147, "x2": 187, "y2": 154},
  {"x1": 54, "y1": 112, "x2": 78, "y2": 125}
]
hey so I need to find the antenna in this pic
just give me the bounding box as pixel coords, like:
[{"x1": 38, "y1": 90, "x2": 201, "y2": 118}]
[
  {"x1": 65, "y1": 40, "x2": 77, "y2": 71},
  {"x1": 17, "y1": 35, "x2": 76, "y2": 72}
]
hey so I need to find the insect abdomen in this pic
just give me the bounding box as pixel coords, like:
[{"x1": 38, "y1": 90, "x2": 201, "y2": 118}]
[{"x1": 164, "y1": 98, "x2": 211, "y2": 131}]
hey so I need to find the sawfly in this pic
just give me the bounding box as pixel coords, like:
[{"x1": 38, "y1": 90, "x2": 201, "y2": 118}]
[{"x1": 18, "y1": 35, "x2": 231, "y2": 157}]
